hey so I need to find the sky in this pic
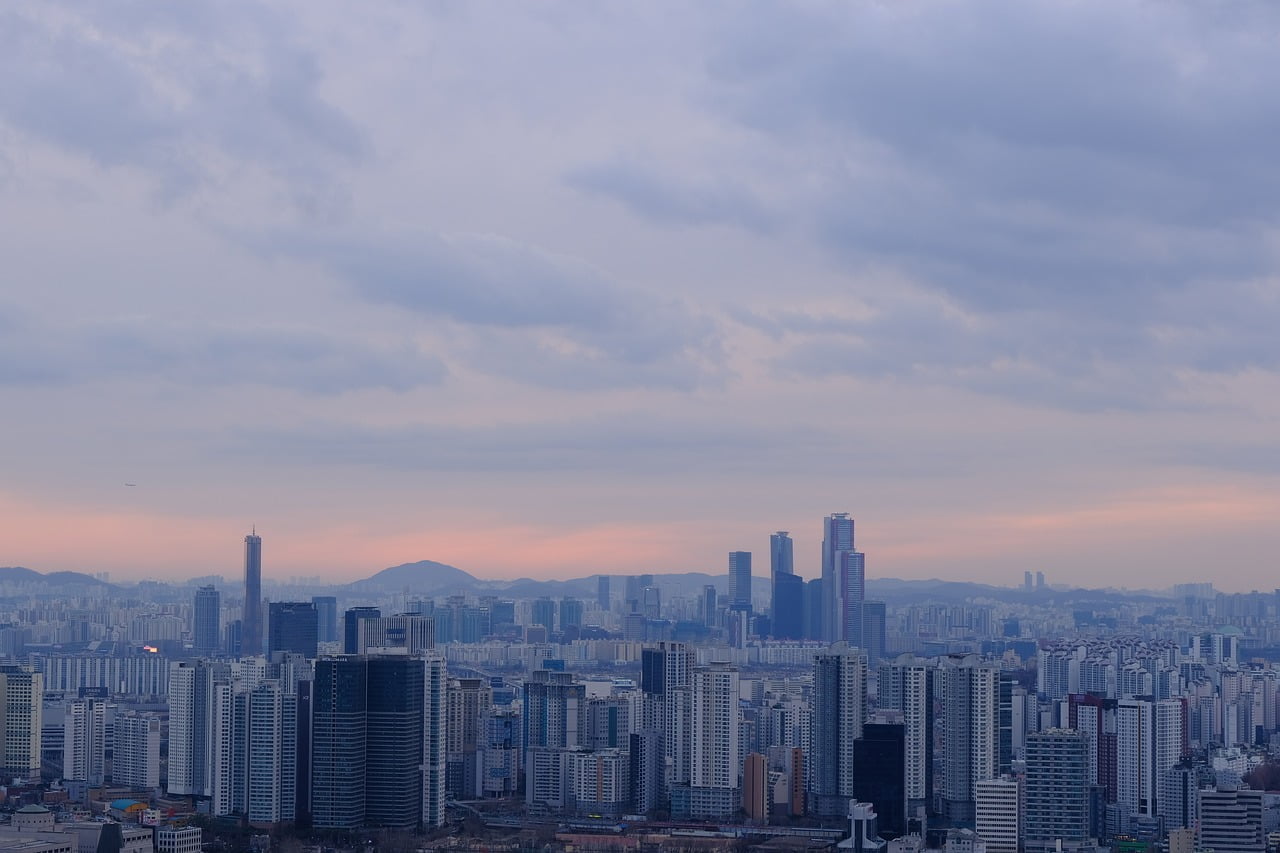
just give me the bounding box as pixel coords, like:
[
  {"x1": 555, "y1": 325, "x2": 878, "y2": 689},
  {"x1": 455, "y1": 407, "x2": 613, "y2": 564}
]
[{"x1": 3, "y1": 1, "x2": 1280, "y2": 590}]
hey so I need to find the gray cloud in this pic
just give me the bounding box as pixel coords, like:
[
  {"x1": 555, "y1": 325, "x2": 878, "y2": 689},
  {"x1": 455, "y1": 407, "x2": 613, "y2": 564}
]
[
  {"x1": 566, "y1": 160, "x2": 777, "y2": 232},
  {"x1": 257, "y1": 228, "x2": 727, "y2": 390},
  {"x1": 0, "y1": 309, "x2": 444, "y2": 394},
  {"x1": 0, "y1": 5, "x2": 364, "y2": 200}
]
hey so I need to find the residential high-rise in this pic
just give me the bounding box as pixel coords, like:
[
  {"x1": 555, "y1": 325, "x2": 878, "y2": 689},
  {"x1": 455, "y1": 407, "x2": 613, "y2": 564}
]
[
  {"x1": 241, "y1": 680, "x2": 298, "y2": 826},
  {"x1": 243, "y1": 531, "x2": 263, "y2": 656},
  {"x1": 878, "y1": 655, "x2": 934, "y2": 813},
  {"x1": 312, "y1": 596, "x2": 338, "y2": 644},
  {"x1": 729, "y1": 551, "x2": 752, "y2": 612},
  {"x1": 194, "y1": 586, "x2": 221, "y2": 655},
  {"x1": 269, "y1": 602, "x2": 318, "y2": 658},
  {"x1": 167, "y1": 660, "x2": 234, "y2": 802},
  {"x1": 1116, "y1": 697, "x2": 1184, "y2": 825},
  {"x1": 676, "y1": 661, "x2": 740, "y2": 820},
  {"x1": 743, "y1": 752, "x2": 769, "y2": 822},
  {"x1": 0, "y1": 665, "x2": 44, "y2": 780},
  {"x1": 637, "y1": 641, "x2": 695, "y2": 810},
  {"x1": 809, "y1": 643, "x2": 867, "y2": 817},
  {"x1": 820, "y1": 513, "x2": 854, "y2": 642},
  {"x1": 446, "y1": 678, "x2": 493, "y2": 799},
  {"x1": 63, "y1": 694, "x2": 109, "y2": 785},
  {"x1": 422, "y1": 654, "x2": 448, "y2": 829},
  {"x1": 113, "y1": 711, "x2": 162, "y2": 790},
  {"x1": 935, "y1": 654, "x2": 998, "y2": 824},
  {"x1": 1024, "y1": 729, "x2": 1090, "y2": 853},
  {"x1": 523, "y1": 670, "x2": 586, "y2": 812},
  {"x1": 343, "y1": 607, "x2": 381, "y2": 654}
]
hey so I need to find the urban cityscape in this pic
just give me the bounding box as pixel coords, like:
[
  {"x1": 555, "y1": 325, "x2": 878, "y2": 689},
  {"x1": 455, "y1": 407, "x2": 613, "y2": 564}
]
[
  {"x1": 5, "y1": 3, "x2": 1280, "y2": 853},
  {"x1": 1, "y1": 515, "x2": 1278, "y2": 853}
]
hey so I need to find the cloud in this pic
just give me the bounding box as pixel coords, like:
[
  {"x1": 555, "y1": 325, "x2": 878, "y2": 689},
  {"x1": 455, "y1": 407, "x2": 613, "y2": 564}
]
[
  {"x1": 0, "y1": 4, "x2": 364, "y2": 201},
  {"x1": 257, "y1": 228, "x2": 726, "y2": 390},
  {"x1": 0, "y1": 309, "x2": 444, "y2": 394},
  {"x1": 566, "y1": 160, "x2": 777, "y2": 232}
]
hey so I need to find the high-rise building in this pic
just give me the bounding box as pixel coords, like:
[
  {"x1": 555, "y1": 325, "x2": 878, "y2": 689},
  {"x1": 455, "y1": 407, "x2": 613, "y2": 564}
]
[
  {"x1": 1199, "y1": 782, "x2": 1264, "y2": 853},
  {"x1": 446, "y1": 678, "x2": 492, "y2": 799},
  {"x1": 803, "y1": 578, "x2": 824, "y2": 640},
  {"x1": 729, "y1": 552, "x2": 752, "y2": 612},
  {"x1": 810, "y1": 643, "x2": 867, "y2": 817},
  {"x1": 63, "y1": 694, "x2": 109, "y2": 785},
  {"x1": 366, "y1": 655, "x2": 425, "y2": 829},
  {"x1": 837, "y1": 548, "x2": 866, "y2": 647},
  {"x1": 422, "y1": 654, "x2": 448, "y2": 829},
  {"x1": 772, "y1": 572, "x2": 804, "y2": 639},
  {"x1": 194, "y1": 586, "x2": 221, "y2": 655},
  {"x1": 674, "y1": 661, "x2": 740, "y2": 820},
  {"x1": 702, "y1": 585, "x2": 717, "y2": 627},
  {"x1": 1116, "y1": 697, "x2": 1184, "y2": 825},
  {"x1": 269, "y1": 602, "x2": 318, "y2": 659},
  {"x1": 240, "y1": 680, "x2": 298, "y2": 826},
  {"x1": 743, "y1": 752, "x2": 769, "y2": 822},
  {"x1": 113, "y1": 711, "x2": 162, "y2": 790},
  {"x1": 770, "y1": 531, "x2": 794, "y2": 577},
  {"x1": 596, "y1": 576, "x2": 610, "y2": 611},
  {"x1": 357, "y1": 614, "x2": 434, "y2": 655},
  {"x1": 1024, "y1": 729, "x2": 1090, "y2": 853},
  {"x1": 854, "y1": 722, "x2": 906, "y2": 838},
  {"x1": 559, "y1": 598, "x2": 584, "y2": 632},
  {"x1": 343, "y1": 607, "x2": 381, "y2": 655},
  {"x1": 975, "y1": 777, "x2": 1019, "y2": 853},
  {"x1": 312, "y1": 596, "x2": 338, "y2": 644},
  {"x1": 862, "y1": 600, "x2": 887, "y2": 665},
  {"x1": 935, "y1": 654, "x2": 998, "y2": 824},
  {"x1": 878, "y1": 655, "x2": 934, "y2": 812},
  {"x1": 167, "y1": 660, "x2": 234, "y2": 802},
  {"x1": 243, "y1": 531, "x2": 263, "y2": 656},
  {"x1": 821, "y1": 513, "x2": 854, "y2": 642},
  {"x1": 637, "y1": 641, "x2": 694, "y2": 810},
  {"x1": 531, "y1": 598, "x2": 557, "y2": 632},
  {"x1": 523, "y1": 670, "x2": 586, "y2": 812},
  {"x1": 310, "y1": 657, "x2": 367, "y2": 829}
]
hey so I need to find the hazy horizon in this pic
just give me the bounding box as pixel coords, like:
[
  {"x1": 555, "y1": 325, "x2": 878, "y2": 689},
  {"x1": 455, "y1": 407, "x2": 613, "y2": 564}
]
[{"x1": 4, "y1": 3, "x2": 1279, "y2": 592}]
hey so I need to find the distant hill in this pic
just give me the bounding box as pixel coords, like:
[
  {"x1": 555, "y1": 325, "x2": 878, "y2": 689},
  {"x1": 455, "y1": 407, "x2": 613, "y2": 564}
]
[
  {"x1": 0, "y1": 566, "x2": 112, "y2": 588},
  {"x1": 348, "y1": 560, "x2": 479, "y2": 595}
]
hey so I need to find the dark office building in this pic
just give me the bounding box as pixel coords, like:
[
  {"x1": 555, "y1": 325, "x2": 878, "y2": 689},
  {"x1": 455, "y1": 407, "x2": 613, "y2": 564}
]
[
  {"x1": 343, "y1": 606, "x2": 381, "y2": 654},
  {"x1": 804, "y1": 578, "x2": 824, "y2": 640},
  {"x1": 269, "y1": 601, "x2": 318, "y2": 658},
  {"x1": 531, "y1": 597, "x2": 556, "y2": 632},
  {"x1": 193, "y1": 585, "x2": 220, "y2": 655},
  {"x1": 311, "y1": 657, "x2": 368, "y2": 829},
  {"x1": 853, "y1": 723, "x2": 906, "y2": 838},
  {"x1": 366, "y1": 656, "x2": 425, "y2": 829},
  {"x1": 771, "y1": 572, "x2": 804, "y2": 639},
  {"x1": 862, "y1": 600, "x2": 887, "y2": 665},
  {"x1": 312, "y1": 595, "x2": 338, "y2": 644},
  {"x1": 559, "y1": 598, "x2": 584, "y2": 631}
]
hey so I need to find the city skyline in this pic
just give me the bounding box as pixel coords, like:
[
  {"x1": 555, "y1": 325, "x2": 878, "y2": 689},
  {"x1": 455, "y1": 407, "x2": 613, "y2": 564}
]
[{"x1": 4, "y1": 2, "x2": 1280, "y2": 589}]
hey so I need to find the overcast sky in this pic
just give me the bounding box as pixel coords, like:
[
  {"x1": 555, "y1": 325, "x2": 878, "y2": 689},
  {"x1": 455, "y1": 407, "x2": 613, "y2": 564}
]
[{"x1": 3, "y1": 1, "x2": 1279, "y2": 590}]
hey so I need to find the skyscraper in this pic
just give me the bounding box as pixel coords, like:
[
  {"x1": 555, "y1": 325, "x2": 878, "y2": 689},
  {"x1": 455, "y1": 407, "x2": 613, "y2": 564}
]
[
  {"x1": 240, "y1": 680, "x2": 298, "y2": 825},
  {"x1": 935, "y1": 654, "x2": 999, "y2": 824},
  {"x1": 729, "y1": 551, "x2": 752, "y2": 612},
  {"x1": 770, "y1": 532, "x2": 802, "y2": 639},
  {"x1": 366, "y1": 655, "x2": 424, "y2": 829},
  {"x1": 821, "y1": 513, "x2": 854, "y2": 642},
  {"x1": 596, "y1": 576, "x2": 610, "y2": 611},
  {"x1": 312, "y1": 595, "x2": 338, "y2": 644},
  {"x1": 1116, "y1": 697, "x2": 1184, "y2": 825},
  {"x1": 243, "y1": 531, "x2": 263, "y2": 656},
  {"x1": 268, "y1": 601, "x2": 318, "y2": 658},
  {"x1": 809, "y1": 643, "x2": 867, "y2": 817},
  {"x1": 837, "y1": 548, "x2": 866, "y2": 647},
  {"x1": 770, "y1": 531, "x2": 794, "y2": 576},
  {"x1": 678, "y1": 661, "x2": 741, "y2": 820},
  {"x1": 310, "y1": 657, "x2": 368, "y2": 829},
  {"x1": 879, "y1": 655, "x2": 934, "y2": 813},
  {"x1": 343, "y1": 606, "x2": 381, "y2": 654},
  {"x1": 854, "y1": 722, "x2": 906, "y2": 838},
  {"x1": 194, "y1": 586, "x2": 221, "y2": 655}
]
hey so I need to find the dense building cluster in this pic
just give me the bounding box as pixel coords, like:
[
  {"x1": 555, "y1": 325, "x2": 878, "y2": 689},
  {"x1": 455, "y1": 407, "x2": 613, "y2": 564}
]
[{"x1": 2, "y1": 517, "x2": 1280, "y2": 853}]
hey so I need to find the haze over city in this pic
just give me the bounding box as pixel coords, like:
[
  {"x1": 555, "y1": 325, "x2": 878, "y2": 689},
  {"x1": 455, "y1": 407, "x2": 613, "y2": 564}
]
[{"x1": 4, "y1": 2, "x2": 1280, "y2": 589}]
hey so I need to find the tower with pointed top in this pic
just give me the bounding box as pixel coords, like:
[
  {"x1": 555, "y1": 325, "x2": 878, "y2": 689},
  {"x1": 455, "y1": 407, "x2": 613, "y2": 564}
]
[{"x1": 243, "y1": 530, "x2": 262, "y2": 656}]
